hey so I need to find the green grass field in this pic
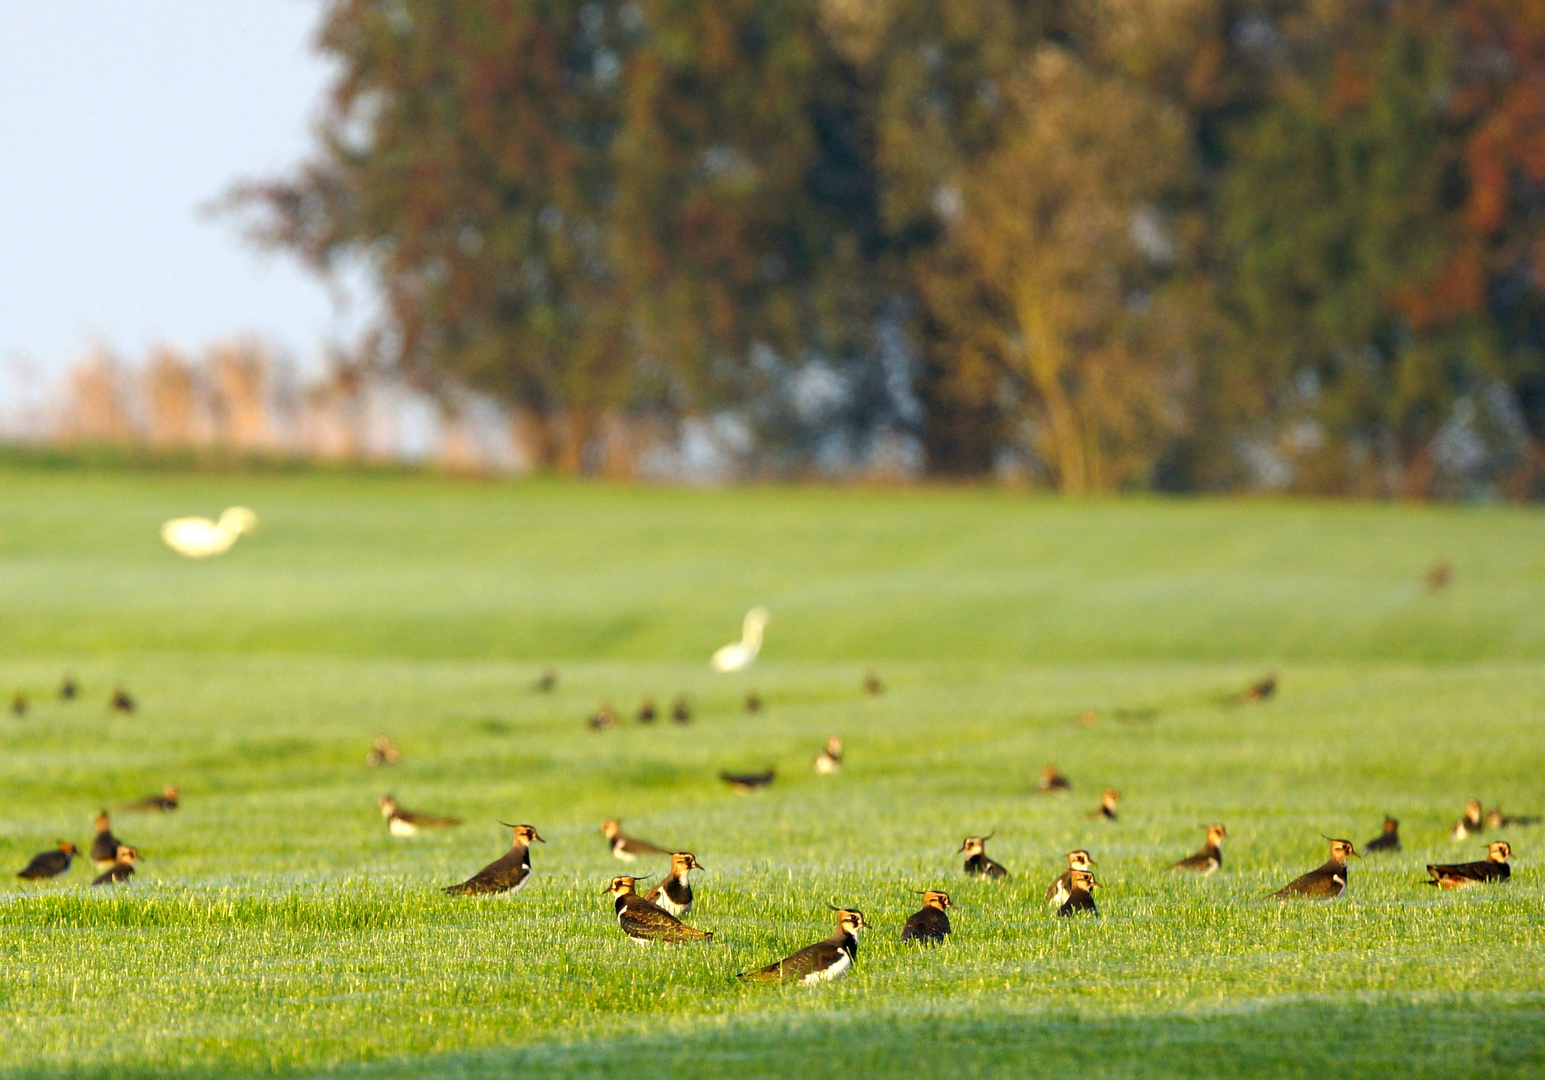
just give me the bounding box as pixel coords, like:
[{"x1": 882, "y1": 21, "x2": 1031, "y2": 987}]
[{"x1": 1, "y1": 467, "x2": 1542, "y2": 1079}]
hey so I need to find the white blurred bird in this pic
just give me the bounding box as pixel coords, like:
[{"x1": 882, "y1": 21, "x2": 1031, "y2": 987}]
[
  {"x1": 161, "y1": 507, "x2": 258, "y2": 558},
  {"x1": 711, "y1": 607, "x2": 769, "y2": 672}
]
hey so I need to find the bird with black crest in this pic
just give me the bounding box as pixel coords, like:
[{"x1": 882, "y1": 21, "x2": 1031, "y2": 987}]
[
  {"x1": 443, "y1": 823, "x2": 544, "y2": 896},
  {"x1": 1426, "y1": 841, "x2": 1512, "y2": 888},
  {"x1": 738, "y1": 905, "x2": 870, "y2": 983},
  {"x1": 606, "y1": 875, "x2": 713, "y2": 944},
  {"x1": 960, "y1": 834, "x2": 1008, "y2": 879},
  {"x1": 92, "y1": 845, "x2": 140, "y2": 886},
  {"x1": 1269, "y1": 837, "x2": 1358, "y2": 900},
  {"x1": 17, "y1": 842, "x2": 78, "y2": 880},
  {"x1": 644, "y1": 852, "x2": 704, "y2": 918},
  {"x1": 1171, "y1": 825, "x2": 1226, "y2": 874},
  {"x1": 901, "y1": 890, "x2": 955, "y2": 944},
  {"x1": 1046, "y1": 850, "x2": 1095, "y2": 905},
  {"x1": 1363, "y1": 817, "x2": 1401, "y2": 853},
  {"x1": 1056, "y1": 869, "x2": 1100, "y2": 917}
]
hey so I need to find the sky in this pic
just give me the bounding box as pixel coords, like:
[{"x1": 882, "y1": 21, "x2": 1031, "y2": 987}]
[{"x1": 0, "y1": 2, "x2": 364, "y2": 398}]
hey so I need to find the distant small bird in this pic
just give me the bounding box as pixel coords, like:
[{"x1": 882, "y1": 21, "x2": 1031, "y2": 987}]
[
  {"x1": 59, "y1": 674, "x2": 78, "y2": 701},
  {"x1": 119, "y1": 785, "x2": 180, "y2": 813},
  {"x1": 960, "y1": 834, "x2": 1008, "y2": 879},
  {"x1": 737, "y1": 906, "x2": 870, "y2": 983},
  {"x1": 607, "y1": 875, "x2": 713, "y2": 944},
  {"x1": 1088, "y1": 788, "x2": 1120, "y2": 821},
  {"x1": 901, "y1": 890, "x2": 955, "y2": 944},
  {"x1": 161, "y1": 506, "x2": 258, "y2": 558},
  {"x1": 1243, "y1": 673, "x2": 1277, "y2": 702},
  {"x1": 711, "y1": 607, "x2": 769, "y2": 673},
  {"x1": 365, "y1": 734, "x2": 402, "y2": 768},
  {"x1": 744, "y1": 691, "x2": 763, "y2": 714},
  {"x1": 1171, "y1": 825, "x2": 1226, "y2": 874},
  {"x1": 1450, "y1": 798, "x2": 1485, "y2": 841},
  {"x1": 813, "y1": 735, "x2": 843, "y2": 775},
  {"x1": 17, "y1": 841, "x2": 78, "y2": 880},
  {"x1": 90, "y1": 812, "x2": 124, "y2": 871},
  {"x1": 1056, "y1": 868, "x2": 1099, "y2": 917},
  {"x1": 719, "y1": 767, "x2": 775, "y2": 793},
  {"x1": 1036, "y1": 765, "x2": 1071, "y2": 794},
  {"x1": 1269, "y1": 838, "x2": 1358, "y2": 900},
  {"x1": 670, "y1": 696, "x2": 692, "y2": 723},
  {"x1": 533, "y1": 667, "x2": 558, "y2": 693},
  {"x1": 1426, "y1": 559, "x2": 1452, "y2": 590},
  {"x1": 110, "y1": 687, "x2": 136, "y2": 713},
  {"x1": 1484, "y1": 807, "x2": 1540, "y2": 830},
  {"x1": 636, "y1": 698, "x2": 657, "y2": 723},
  {"x1": 443, "y1": 823, "x2": 544, "y2": 896},
  {"x1": 91, "y1": 845, "x2": 140, "y2": 886},
  {"x1": 1079, "y1": 709, "x2": 1099, "y2": 726},
  {"x1": 588, "y1": 703, "x2": 619, "y2": 731},
  {"x1": 1426, "y1": 841, "x2": 1512, "y2": 888},
  {"x1": 601, "y1": 818, "x2": 669, "y2": 862},
  {"x1": 863, "y1": 671, "x2": 884, "y2": 696},
  {"x1": 378, "y1": 794, "x2": 461, "y2": 836},
  {"x1": 1363, "y1": 817, "x2": 1401, "y2": 853},
  {"x1": 644, "y1": 852, "x2": 703, "y2": 918},
  {"x1": 1045, "y1": 850, "x2": 1096, "y2": 906},
  {"x1": 10, "y1": 693, "x2": 25, "y2": 717}
]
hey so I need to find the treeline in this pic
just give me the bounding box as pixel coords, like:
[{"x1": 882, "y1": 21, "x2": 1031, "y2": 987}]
[{"x1": 235, "y1": 0, "x2": 1545, "y2": 495}]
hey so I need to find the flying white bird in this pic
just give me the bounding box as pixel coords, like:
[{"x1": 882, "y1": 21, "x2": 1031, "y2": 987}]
[
  {"x1": 160, "y1": 506, "x2": 258, "y2": 558},
  {"x1": 711, "y1": 607, "x2": 769, "y2": 673}
]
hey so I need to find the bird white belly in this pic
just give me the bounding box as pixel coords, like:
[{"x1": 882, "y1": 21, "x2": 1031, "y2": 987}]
[
  {"x1": 814, "y1": 756, "x2": 839, "y2": 774},
  {"x1": 389, "y1": 818, "x2": 418, "y2": 836},
  {"x1": 1048, "y1": 884, "x2": 1069, "y2": 906},
  {"x1": 802, "y1": 951, "x2": 852, "y2": 983},
  {"x1": 1200, "y1": 859, "x2": 1219, "y2": 876},
  {"x1": 612, "y1": 845, "x2": 637, "y2": 862},
  {"x1": 657, "y1": 895, "x2": 689, "y2": 918}
]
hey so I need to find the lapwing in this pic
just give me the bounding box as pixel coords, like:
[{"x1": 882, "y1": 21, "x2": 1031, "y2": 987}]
[
  {"x1": 1243, "y1": 673, "x2": 1277, "y2": 702},
  {"x1": 365, "y1": 734, "x2": 402, "y2": 767},
  {"x1": 960, "y1": 834, "x2": 1008, "y2": 879},
  {"x1": 1088, "y1": 788, "x2": 1120, "y2": 821},
  {"x1": 720, "y1": 767, "x2": 775, "y2": 793},
  {"x1": 670, "y1": 696, "x2": 692, "y2": 724},
  {"x1": 1364, "y1": 817, "x2": 1401, "y2": 853},
  {"x1": 533, "y1": 667, "x2": 557, "y2": 693},
  {"x1": 10, "y1": 693, "x2": 26, "y2": 717},
  {"x1": 606, "y1": 875, "x2": 713, "y2": 945},
  {"x1": 1449, "y1": 798, "x2": 1485, "y2": 840},
  {"x1": 1427, "y1": 559, "x2": 1452, "y2": 590},
  {"x1": 378, "y1": 794, "x2": 461, "y2": 836},
  {"x1": 1056, "y1": 869, "x2": 1099, "y2": 917},
  {"x1": 60, "y1": 674, "x2": 78, "y2": 701},
  {"x1": 813, "y1": 735, "x2": 843, "y2": 774},
  {"x1": 1269, "y1": 838, "x2": 1358, "y2": 900},
  {"x1": 110, "y1": 687, "x2": 136, "y2": 713},
  {"x1": 443, "y1": 823, "x2": 544, "y2": 895},
  {"x1": 90, "y1": 812, "x2": 124, "y2": 871},
  {"x1": 745, "y1": 691, "x2": 763, "y2": 714},
  {"x1": 1036, "y1": 765, "x2": 1071, "y2": 794},
  {"x1": 588, "y1": 703, "x2": 619, "y2": 731},
  {"x1": 1426, "y1": 841, "x2": 1512, "y2": 888},
  {"x1": 17, "y1": 841, "x2": 78, "y2": 880},
  {"x1": 644, "y1": 852, "x2": 703, "y2": 917},
  {"x1": 120, "y1": 785, "x2": 180, "y2": 813},
  {"x1": 1172, "y1": 825, "x2": 1226, "y2": 874},
  {"x1": 636, "y1": 698, "x2": 657, "y2": 724},
  {"x1": 1046, "y1": 850, "x2": 1096, "y2": 905},
  {"x1": 900, "y1": 890, "x2": 954, "y2": 944},
  {"x1": 1484, "y1": 806, "x2": 1540, "y2": 830},
  {"x1": 601, "y1": 818, "x2": 670, "y2": 862},
  {"x1": 737, "y1": 906, "x2": 870, "y2": 983},
  {"x1": 92, "y1": 845, "x2": 139, "y2": 886},
  {"x1": 863, "y1": 671, "x2": 884, "y2": 696}
]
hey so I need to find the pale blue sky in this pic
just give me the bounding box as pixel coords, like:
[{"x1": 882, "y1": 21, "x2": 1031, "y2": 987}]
[{"x1": 0, "y1": 2, "x2": 363, "y2": 391}]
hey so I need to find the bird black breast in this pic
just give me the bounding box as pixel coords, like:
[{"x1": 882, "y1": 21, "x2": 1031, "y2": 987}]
[
  {"x1": 614, "y1": 895, "x2": 629, "y2": 917},
  {"x1": 665, "y1": 878, "x2": 692, "y2": 906}
]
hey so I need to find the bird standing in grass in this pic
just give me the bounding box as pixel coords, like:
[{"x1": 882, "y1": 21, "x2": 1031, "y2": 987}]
[
  {"x1": 1364, "y1": 818, "x2": 1401, "y2": 853},
  {"x1": 1036, "y1": 765, "x2": 1071, "y2": 794},
  {"x1": 636, "y1": 698, "x2": 657, "y2": 723},
  {"x1": 1172, "y1": 825, "x2": 1226, "y2": 874},
  {"x1": 1089, "y1": 788, "x2": 1120, "y2": 821},
  {"x1": 1269, "y1": 838, "x2": 1358, "y2": 900},
  {"x1": 606, "y1": 875, "x2": 713, "y2": 944},
  {"x1": 161, "y1": 506, "x2": 258, "y2": 558},
  {"x1": 92, "y1": 845, "x2": 139, "y2": 886},
  {"x1": 444, "y1": 824, "x2": 543, "y2": 895},
  {"x1": 120, "y1": 785, "x2": 179, "y2": 813},
  {"x1": 366, "y1": 734, "x2": 402, "y2": 767},
  {"x1": 712, "y1": 607, "x2": 769, "y2": 672},
  {"x1": 1485, "y1": 806, "x2": 1540, "y2": 830},
  {"x1": 533, "y1": 668, "x2": 558, "y2": 693},
  {"x1": 10, "y1": 693, "x2": 26, "y2": 717},
  {"x1": 588, "y1": 703, "x2": 619, "y2": 731},
  {"x1": 1046, "y1": 850, "x2": 1096, "y2": 905},
  {"x1": 1057, "y1": 869, "x2": 1099, "y2": 917},
  {"x1": 1243, "y1": 673, "x2": 1277, "y2": 702},
  {"x1": 670, "y1": 696, "x2": 692, "y2": 724},
  {"x1": 960, "y1": 834, "x2": 1008, "y2": 879},
  {"x1": 111, "y1": 687, "x2": 135, "y2": 713},
  {"x1": 813, "y1": 736, "x2": 843, "y2": 774},
  {"x1": 737, "y1": 906, "x2": 870, "y2": 983},
  {"x1": 901, "y1": 890, "x2": 955, "y2": 944},
  {"x1": 90, "y1": 812, "x2": 124, "y2": 871},
  {"x1": 1426, "y1": 841, "x2": 1512, "y2": 888},
  {"x1": 59, "y1": 674, "x2": 78, "y2": 701},
  {"x1": 863, "y1": 671, "x2": 884, "y2": 696},
  {"x1": 1450, "y1": 799, "x2": 1485, "y2": 841},
  {"x1": 17, "y1": 842, "x2": 78, "y2": 880},
  {"x1": 744, "y1": 691, "x2": 763, "y2": 714},
  {"x1": 644, "y1": 852, "x2": 703, "y2": 917},
  {"x1": 378, "y1": 795, "x2": 461, "y2": 836},
  {"x1": 601, "y1": 819, "x2": 669, "y2": 862},
  {"x1": 720, "y1": 767, "x2": 776, "y2": 793}
]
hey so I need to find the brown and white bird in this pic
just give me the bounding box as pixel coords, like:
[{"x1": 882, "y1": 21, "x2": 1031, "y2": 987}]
[
  {"x1": 737, "y1": 906, "x2": 870, "y2": 983},
  {"x1": 1426, "y1": 841, "x2": 1512, "y2": 888},
  {"x1": 720, "y1": 767, "x2": 775, "y2": 793},
  {"x1": 1450, "y1": 798, "x2": 1485, "y2": 841},
  {"x1": 378, "y1": 795, "x2": 461, "y2": 836},
  {"x1": 91, "y1": 845, "x2": 139, "y2": 886},
  {"x1": 644, "y1": 852, "x2": 703, "y2": 917},
  {"x1": 813, "y1": 736, "x2": 843, "y2": 774},
  {"x1": 900, "y1": 890, "x2": 955, "y2": 944},
  {"x1": 1269, "y1": 838, "x2": 1358, "y2": 900},
  {"x1": 1056, "y1": 868, "x2": 1099, "y2": 917},
  {"x1": 1363, "y1": 817, "x2": 1401, "y2": 853},
  {"x1": 1088, "y1": 788, "x2": 1120, "y2": 821},
  {"x1": 1045, "y1": 850, "x2": 1096, "y2": 905},
  {"x1": 365, "y1": 734, "x2": 402, "y2": 767},
  {"x1": 1036, "y1": 765, "x2": 1071, "y2": 794},
  {"x1": 960, "y1": 834, "x2": 1009, "y2": 879},
  {"x1": 601, "y1": 818, "x2": 669, "y2": 862},
  {"x1": 606, "y1": 875, "x2": 713, "y2": 944},
  {"x1": 1171, "y1": 825, "x2": 1226, "y2": 874},
  {"x1": 1484, "y1": 806, "x2": 1540, "y2": 830},
  {"x1": 443, "y1": 823, "x2": 544, "y2": 896},
  {"x1": 17, "y1": 841, "x2": 78, "y2": 880},
  {"x1": 119, "y1": 785, "x2": 180, "y2": 813},
  {"x1": 90, "y1": 812, "x2": 124, "y2": 871},
  {"x1": 588, "y1": 703, "x2": 619, "y2": 731}
]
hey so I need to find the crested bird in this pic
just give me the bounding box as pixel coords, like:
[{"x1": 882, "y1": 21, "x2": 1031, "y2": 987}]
[
  {"x1": 90, "y1": 811, "x2": 124, "y2": 871},
  {"x1": 1269, "y1": 838, "x2": 1359, "y2": 900},
  {"x1": 636, "y1": 698, "x2": 657, "y2": 724},
  {"x1": 1426, "y1": 841, "x2": 1512, "y2": 888},
  {"x1": 670, "y1": 696, "x2": 692, "y2": 724},
  {"x1": 110, "y1": 687, "x2": 135, "y2": 713},
  {"x1": 533, "y1": 667, "x2": 558, "y2": 693},
  {"x1": 1243, "y1": 673, "x2": 1277, "y2": 702},
  {"x1": 1036, "y1": 765, "x2": 1071, "y2": 794},
  {"x1": 91, "y1": 845, "x2": 140, "y2": 886},
  {"x1": 119, "y1": 785, "x2": 179, "y2": 813},
  {"x1": 378, "y1": 794, "x2": 461, "y2": 836},
  {"x1": 813, "y1": 735, "x2": 843, "y2": 775},
  {"x1": 1088, "y1": 788, "x2": 1120, "y2": 821},
  {"x1": 711, "y1": 607, "x2": 769, "y2": 673},
  {"x1": 644, "y1": 852, "x2": 703, "y2": 917},
  {"x1": 737, "y1": 906, "x2": 870, "y2": 983},
  {"x1": 443, "y1": 823, "x2": 544, "y2": 896},
  {"x1": 59, "y1": 674, "x2": 78, "y2": 701},
  {"x1": 606, "y1": 875, "x2": 713, "y2": 945},
  {"x1": 161, "y1": 506, "x2": 258, "y2": 558},
  {"x1": 1056, "y1": 868, "x2": 1100, "y2": 917},
  {"x1": 900, "y1": 890, "x2": 955, "y2": 944},
  {"x1": 720, "y1": 767, "x2": 775, "y2": 793},
  {"x1": 1172, "y1": 825, "x2": 1226, "y2": 874},
  {"x1": 601, "y1": 818, "x2": 670, "y2": 862},
  {"x1": 365, "y1": 733, "x2": 402, "y2": 767},
  {"x1": 17, "y1": 841, "x2": 78, "y2": 880},
  {"x1": 1046, "y1": 850, "x2": 1096, "y2": 905},
  {"x1": 1450, "y1": 798, "x2": 1485, "y2": 841},
  {"x1": 1364, "y1": 817, "x2": 1401, "y2": 853},
  {"x1": 1484, "y1": 806, "x2": 1540, "y2": 830},
  {"x1": 863, "y1": 671, "x2": 884, "y2": 696},
  {"x1": 960, "y1": 834, "x2": 1009, "y2": 879}
]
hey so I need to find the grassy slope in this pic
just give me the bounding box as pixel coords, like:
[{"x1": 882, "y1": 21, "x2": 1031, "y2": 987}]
[{"x1": 0, "y1": 469, "x2": 1542, "y2": 1079}]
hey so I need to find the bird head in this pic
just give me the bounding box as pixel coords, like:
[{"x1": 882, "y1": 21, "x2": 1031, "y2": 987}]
[
  {"x1": 829, "y1": 905, "x2": 870, "y2": 933},
  {"x1": 94, "y1": 811, "x2": 110, "y2": 832},
  {"x1": 163, "y1": 785, "x2": 179, "y2": 801},
  {"x1": 1102, "y1": 788, "x2": 1120, "y2": 808},
  {"x1": 600, "y1": 819, "x2": 622, "y2": 840},
  {"x1": 671, "y1": 852, "x2": 702, "y2": 873},
  {"x1": 501, "y1": 823, "x2": 544, "y2": 846},
  {"x1": 1382, "y1": 817, "x2": 1398, "y2": 834},
  {"x1": 1067, "y1": 849, "x2": 1095, "y2": 870},
  {"x1": 1489, "y1": 841, "x2": 1513, "y2": 862},
  {"x1": 58, "y1": 841, "x2": 78, "y2": 856},
  {"x1": 377, "y1": 795, "x2": 398, "y2": 816},
  {"x1": 1465, "y1": 798, "x2": 1483, "y2": 820},
  {"x1": 605, "y1": 875, "x2": 639, "y2": 897},
  {"x1": 959, "y1": 834, "x2": 990, "y2": 856},
  {"x1": 1206, "y1": 824, "x2": 1227, "y2": 845},
  {"x1": 220, "y1": 507, "x2": 259, "y2": 535},
  {"x1": 920, "y1": 890, "x2": 955, "y2": 911},
  {"x1": 825, "y1": 735, "x2": 843, "y2": 756},
  {"x1": 1326, "y1": 838, "x2": 1359, "y2": 860},
  {"x1": 116, "y1": 845, "x2": 139, "y2": 865},
  {"x1": 1070, "y1": 868, "x2": 1099, "y2": 891}
]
